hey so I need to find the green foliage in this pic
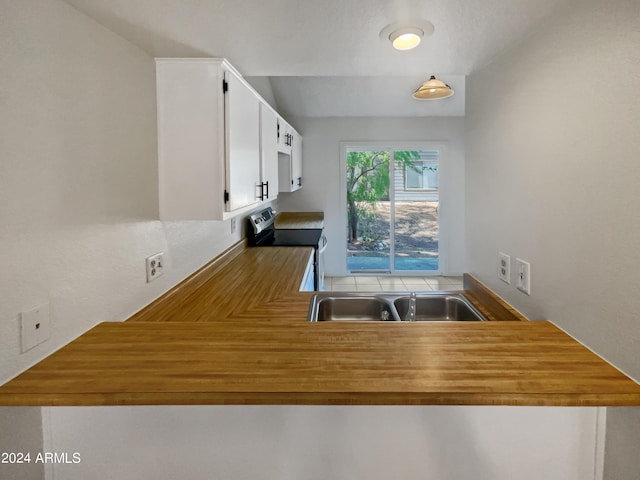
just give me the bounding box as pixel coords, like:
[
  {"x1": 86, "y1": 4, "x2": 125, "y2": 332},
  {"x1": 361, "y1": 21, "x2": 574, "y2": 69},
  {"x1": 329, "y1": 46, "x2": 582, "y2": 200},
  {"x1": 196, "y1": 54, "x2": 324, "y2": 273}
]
[{"x1": 346, "y1": 150, "x2": 421, "y2": 242}]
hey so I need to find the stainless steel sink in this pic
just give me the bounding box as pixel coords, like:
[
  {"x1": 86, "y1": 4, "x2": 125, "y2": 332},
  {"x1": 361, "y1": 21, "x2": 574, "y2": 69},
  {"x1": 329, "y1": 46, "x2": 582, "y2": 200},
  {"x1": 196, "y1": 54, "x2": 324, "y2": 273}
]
[
  {"x1": 393, "y1": 295, "x2": 485, "y2": 322},
  {"x1": 312, "y1": 295, "x2": 400, "y2": 321},
  {"x1": 308, "y1": 292, "x2": 487, "y2": 322}
]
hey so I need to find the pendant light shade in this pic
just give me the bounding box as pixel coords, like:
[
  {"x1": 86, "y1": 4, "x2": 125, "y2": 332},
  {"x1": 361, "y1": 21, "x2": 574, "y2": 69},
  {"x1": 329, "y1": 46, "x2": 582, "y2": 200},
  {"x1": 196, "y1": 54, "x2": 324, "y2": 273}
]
[{"x1": 412, "y1": 75, "x2": 454, "y2": 100}]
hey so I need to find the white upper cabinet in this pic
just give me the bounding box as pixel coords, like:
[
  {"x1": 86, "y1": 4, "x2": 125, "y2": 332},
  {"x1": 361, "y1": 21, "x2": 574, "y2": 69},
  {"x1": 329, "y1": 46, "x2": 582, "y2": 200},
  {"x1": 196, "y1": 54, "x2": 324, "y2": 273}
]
[
  {"x1": 225, "y1": 70, "x2": 261, "y2": 211},
  {"x1": 156, "y1": 58, "x2": 280, "y2": 220},
  {"x1": 259, "y1": 103, "x2": 279, "y2": 200},
  {"x1": 291, "y1": 130, "x2": 303, "y2": 191},
  {"x1": 278, "y1": 122, "x2": 303, "y2": 193},
  {"x1": 277, "y1": 118, "x2": 292, "y2": 154}
]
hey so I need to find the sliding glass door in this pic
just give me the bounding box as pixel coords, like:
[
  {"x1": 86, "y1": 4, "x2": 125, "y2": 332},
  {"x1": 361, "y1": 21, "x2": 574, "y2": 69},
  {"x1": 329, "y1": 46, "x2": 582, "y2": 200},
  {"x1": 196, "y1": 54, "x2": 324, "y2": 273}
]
[
  {"x1": 346, "y1": 146, "x2": 440, "y2": 274},
  {"x1": 346, "y1": 150, "x2": 391, "y2": 271}
]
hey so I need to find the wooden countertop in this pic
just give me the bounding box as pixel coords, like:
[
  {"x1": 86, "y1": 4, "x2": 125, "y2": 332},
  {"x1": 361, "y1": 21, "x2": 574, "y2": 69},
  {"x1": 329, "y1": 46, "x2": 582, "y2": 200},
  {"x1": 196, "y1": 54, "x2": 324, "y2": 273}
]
[
  {"x1": 275, "y1": 212, "x2": 324, "y2": 229},
  {"x1": 1, "y1": 243, "x2": 639, "y2": 406}
]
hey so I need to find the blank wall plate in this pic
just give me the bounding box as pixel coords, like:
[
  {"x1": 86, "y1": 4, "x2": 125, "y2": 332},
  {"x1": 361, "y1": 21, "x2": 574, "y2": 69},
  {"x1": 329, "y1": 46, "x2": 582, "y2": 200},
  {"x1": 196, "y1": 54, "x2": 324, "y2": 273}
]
[
  {"x1": 146, "y1": 252, "x2": 165, "y2": 283},
  {"x1": 516, "y1": 258, "x2": 531, "y2": 295},
  {"x1": 498, "y1": 252, "x2": 511, "y2": 284},
  {"x1": 20, "y1": 304, "x2": 51, "y2": 353}
]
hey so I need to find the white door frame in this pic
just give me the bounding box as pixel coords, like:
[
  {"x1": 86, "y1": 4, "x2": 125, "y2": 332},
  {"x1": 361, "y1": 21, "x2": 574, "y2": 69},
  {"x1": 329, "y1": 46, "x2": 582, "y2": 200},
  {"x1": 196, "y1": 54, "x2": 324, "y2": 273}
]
[{"x1": 339, "y1": 141, "x2": 448, "y2": 276}]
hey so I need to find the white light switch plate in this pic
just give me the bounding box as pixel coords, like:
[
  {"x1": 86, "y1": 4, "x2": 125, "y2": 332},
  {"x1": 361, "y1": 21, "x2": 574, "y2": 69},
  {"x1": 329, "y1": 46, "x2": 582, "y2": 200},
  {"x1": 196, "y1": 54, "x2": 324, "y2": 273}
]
[
  {"x1": 498, "y1": 252, "x2": 511, "y2": 284},
  {"x1": 516, "y1": 258, "x2": 531, "y2": 295},
  {"x1": 20, "y1": 304, "x2": 51, "y2": 353}
]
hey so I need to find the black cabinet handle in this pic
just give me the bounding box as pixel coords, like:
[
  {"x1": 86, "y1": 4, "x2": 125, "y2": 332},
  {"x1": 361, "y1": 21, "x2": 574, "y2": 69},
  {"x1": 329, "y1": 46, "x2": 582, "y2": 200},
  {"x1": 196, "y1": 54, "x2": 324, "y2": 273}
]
[
  {"x1": 297, "y1": 177, "x2": 302, "y2": 187},
  {"x1": 256, "y1": 182, "x2": 269, "y2": 200}
]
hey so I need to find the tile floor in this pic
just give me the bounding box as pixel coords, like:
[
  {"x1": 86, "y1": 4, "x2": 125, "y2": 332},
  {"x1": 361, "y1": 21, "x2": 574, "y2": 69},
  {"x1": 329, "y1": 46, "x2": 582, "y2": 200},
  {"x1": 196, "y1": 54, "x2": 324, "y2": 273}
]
[{"x1": 324, "y1": 276, "x2": 463, "y2": 292}]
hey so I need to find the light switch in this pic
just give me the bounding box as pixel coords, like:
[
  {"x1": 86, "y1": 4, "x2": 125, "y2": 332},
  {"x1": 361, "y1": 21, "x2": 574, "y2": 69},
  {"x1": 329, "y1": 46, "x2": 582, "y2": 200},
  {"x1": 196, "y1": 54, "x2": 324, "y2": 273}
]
[{"x1": 516, "y1": 258, "x2": 531, "y2": 295}]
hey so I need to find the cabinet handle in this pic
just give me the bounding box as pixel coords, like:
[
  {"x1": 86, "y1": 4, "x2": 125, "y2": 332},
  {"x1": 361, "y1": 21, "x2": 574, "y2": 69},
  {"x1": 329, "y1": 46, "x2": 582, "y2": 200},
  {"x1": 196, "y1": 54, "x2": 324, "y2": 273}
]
[
  {"x1": 256, "y1": 182, "x2": 265, "y2": 200},
  {"x1": 297, "y1": 177, "x2": 302, "y2": 187},
  {"x1": 264, "y1": 181, "x2": 269, "y2": 199}
]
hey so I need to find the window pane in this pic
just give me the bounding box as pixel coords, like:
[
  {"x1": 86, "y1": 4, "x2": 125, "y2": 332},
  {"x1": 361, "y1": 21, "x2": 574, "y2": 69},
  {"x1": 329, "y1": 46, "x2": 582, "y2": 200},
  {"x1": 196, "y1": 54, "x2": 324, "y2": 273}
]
[{"x1": 406, "y1": 162, "x2": 423, "y2": 189}]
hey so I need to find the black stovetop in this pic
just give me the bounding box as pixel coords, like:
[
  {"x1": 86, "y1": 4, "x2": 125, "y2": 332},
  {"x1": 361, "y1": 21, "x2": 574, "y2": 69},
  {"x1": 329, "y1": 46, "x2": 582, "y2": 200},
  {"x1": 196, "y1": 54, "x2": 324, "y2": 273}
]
[{"x1": 254, "y1": 228, "x2": 323, "y2": 247}]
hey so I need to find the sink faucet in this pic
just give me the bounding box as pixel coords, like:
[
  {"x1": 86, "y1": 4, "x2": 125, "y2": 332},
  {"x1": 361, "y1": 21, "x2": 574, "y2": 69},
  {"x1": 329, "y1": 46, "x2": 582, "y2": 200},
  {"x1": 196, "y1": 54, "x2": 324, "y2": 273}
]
[{"x1": 405, "y1": 292, "x2": 417, "y2": 321}]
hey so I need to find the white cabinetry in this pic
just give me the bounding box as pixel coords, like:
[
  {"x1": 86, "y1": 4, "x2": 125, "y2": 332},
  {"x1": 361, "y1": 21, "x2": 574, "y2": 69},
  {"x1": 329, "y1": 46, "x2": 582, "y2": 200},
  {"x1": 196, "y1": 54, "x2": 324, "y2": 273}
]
[
  {"x1": 278, "y1": 122, "x2": 303, "y2": 193},
  {"x1": 156, "y1": 58, "x2": 262, "y2": 220},
  {"x1": 225, "y1": 70, "x2": 261, "y2": 211},
  {"x1": 259, "y1": 103, "x2": 279, "y2": 201},
  {"x1": 291, "y1": 130, "x2": 303, "y2": 190},
  {"x1": 277, "y1": 118, "x2": 292, "y2": 154}
]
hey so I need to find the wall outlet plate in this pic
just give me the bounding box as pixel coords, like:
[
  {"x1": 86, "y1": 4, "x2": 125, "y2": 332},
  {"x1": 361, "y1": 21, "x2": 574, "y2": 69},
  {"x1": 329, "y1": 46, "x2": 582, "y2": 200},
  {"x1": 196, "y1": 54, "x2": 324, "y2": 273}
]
[
  {"x1": 146, "y1": 252, "x2": 165, "y2": 283},
  {"x1": 516, "y1": 258, "x2": 531, "y2": 295},
  {"x1": 498, "y1": 252, "x2": 511, "y2": 284},
  {"x1": 20, "y1": 304, "x2": 51, "y2": 353}
]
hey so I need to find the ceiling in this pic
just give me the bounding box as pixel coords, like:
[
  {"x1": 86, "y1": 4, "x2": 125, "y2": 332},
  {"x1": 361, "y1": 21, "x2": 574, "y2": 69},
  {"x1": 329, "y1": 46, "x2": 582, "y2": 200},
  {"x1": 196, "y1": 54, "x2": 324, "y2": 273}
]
[{"x1": 64, "y1": 0, "x2": 573, "y2": 117}]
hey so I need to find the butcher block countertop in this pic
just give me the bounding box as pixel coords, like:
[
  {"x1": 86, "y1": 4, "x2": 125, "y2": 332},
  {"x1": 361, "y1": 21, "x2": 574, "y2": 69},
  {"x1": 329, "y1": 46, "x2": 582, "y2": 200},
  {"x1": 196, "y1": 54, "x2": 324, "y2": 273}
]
[
  {"x1": 275, "y1": 211, "x2": 324, "y2": 229},
  {"x1": 1, "y1": 243, "x2": 639, "y2": 407}
]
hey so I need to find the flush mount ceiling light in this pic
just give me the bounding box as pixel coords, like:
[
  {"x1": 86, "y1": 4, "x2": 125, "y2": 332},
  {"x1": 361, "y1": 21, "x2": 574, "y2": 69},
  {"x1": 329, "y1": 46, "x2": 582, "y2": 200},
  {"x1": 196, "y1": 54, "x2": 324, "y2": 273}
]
[
  {"x1": 412, "y1": 75, "x2": 454, "y2": 100},
  {"x1": 389, "y1": 27, "x2": 424, "y2": 51},
  {"x1": 379, "y1": 21, "x2": 435, "y2": 51}
]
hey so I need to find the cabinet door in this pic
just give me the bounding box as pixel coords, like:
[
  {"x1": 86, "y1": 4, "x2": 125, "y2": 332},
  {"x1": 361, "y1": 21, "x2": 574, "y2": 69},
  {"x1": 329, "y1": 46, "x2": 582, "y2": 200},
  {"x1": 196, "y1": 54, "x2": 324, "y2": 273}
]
[
  {"x1": 291, "y1": 131, "x2": 303, "y2": 191},
  {"x1": 156, "y1": 60, "x2": 225, "y2": 220},
  {"x1": 260, "y1": 104, "x2": 279, "y2": 200},
  {"x1": 277, "y1": 118, "x2": 292, "y2": 154},
  {"x1": 225, "y1": 70, "x2": 261, "y2": 211}
]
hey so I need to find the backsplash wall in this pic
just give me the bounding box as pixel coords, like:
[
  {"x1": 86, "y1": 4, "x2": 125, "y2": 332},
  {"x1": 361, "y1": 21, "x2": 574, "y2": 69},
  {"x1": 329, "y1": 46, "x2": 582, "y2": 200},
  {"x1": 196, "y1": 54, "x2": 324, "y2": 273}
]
[{"x1": 0, "y1": 0, "x2": 243, "y2": 385}]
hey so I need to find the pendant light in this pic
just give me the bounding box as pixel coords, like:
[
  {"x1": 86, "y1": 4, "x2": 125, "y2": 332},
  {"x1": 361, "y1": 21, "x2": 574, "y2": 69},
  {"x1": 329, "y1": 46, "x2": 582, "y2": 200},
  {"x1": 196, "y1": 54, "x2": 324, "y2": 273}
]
[{"x1": 412, "y1": 76, "x2": 454, "y2": 100}]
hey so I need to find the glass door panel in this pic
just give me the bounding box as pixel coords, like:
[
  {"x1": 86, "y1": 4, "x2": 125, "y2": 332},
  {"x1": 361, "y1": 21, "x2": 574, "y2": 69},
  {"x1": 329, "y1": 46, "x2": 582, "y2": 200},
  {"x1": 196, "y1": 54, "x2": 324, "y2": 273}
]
[
  {"x1": 346, "y1": 150, "x2": 391, "y2": 272},
  {"x1": 393, "y1": 150, "x2": 439, "y2": 272}
]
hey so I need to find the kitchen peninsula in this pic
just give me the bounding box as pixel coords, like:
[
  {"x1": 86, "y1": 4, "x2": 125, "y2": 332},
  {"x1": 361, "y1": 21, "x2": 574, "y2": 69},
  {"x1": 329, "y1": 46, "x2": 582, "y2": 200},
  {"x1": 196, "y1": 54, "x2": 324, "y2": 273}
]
[{"x1": 0, "y1": 242, "x2": 639, "y2": 407}]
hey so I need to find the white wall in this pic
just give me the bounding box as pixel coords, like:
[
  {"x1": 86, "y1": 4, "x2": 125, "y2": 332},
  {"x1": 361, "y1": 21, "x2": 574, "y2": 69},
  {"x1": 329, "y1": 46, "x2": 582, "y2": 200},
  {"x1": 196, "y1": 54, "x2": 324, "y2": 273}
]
[
  {"x1": 43, "y1": 406, "x2": 602, "y2": 480},
  {"x1": 464, "y1": 0, "x2": 640, "y2": 478},
  {"x1": 0, "y1": 0, "x2": 248, "y2": 384},
  {"x1": 244, "y1": 76, "x2": 279, "y2": 110},
  {"x1": 277, "y1": 117, "x2": 466, "y2": 276},
  {"x1": 0, "y1": 407, "x2": 44, "y2": 479}
]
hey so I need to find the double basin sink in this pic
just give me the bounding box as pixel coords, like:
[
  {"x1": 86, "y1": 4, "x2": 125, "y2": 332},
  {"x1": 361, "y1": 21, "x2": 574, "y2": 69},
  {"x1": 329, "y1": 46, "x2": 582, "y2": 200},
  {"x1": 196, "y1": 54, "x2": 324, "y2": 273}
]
[{"x1": 308, "y1": 292, "x2": 487, "y2": 322}]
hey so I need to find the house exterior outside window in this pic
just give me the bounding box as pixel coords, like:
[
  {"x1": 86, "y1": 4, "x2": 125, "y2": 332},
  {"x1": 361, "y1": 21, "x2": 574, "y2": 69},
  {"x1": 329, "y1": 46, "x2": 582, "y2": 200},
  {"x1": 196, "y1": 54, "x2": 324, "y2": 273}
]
[{"x1": 406, "y1": 161, "x2": 439, "y2": 190}]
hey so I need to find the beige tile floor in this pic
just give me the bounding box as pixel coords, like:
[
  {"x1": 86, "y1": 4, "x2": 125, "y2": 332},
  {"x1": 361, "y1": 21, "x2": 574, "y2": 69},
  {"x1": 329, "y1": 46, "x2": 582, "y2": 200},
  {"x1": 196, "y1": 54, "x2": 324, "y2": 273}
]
[{"x1": 324, "y1": 276, "x2": 463, "y2": 292}]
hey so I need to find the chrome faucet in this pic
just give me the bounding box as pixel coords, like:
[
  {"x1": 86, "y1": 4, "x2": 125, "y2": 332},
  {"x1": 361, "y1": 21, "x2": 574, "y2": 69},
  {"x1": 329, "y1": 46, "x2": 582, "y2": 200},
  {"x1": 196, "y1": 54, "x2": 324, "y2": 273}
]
[{"x1": 405, "y1": 292, "x2": 417, "y2": 321}]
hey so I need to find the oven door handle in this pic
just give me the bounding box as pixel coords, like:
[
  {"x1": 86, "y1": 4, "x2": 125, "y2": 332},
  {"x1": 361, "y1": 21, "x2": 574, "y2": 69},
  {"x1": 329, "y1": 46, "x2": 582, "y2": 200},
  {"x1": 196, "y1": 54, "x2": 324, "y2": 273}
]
[{"x1": 318, "y1": 235, "x2": 328, "y2": 254}]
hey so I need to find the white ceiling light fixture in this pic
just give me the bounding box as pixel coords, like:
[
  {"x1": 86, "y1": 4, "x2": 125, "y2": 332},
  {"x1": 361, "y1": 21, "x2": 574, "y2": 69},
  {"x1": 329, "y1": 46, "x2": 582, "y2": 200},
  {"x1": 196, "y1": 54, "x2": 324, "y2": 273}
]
[
  {"x1": 412, "y1": 75, "x2": 454, "y2": 100},
  {"x1": 389, "y1": 27, "x2": 424, "y2": 51},
  {"x1": 379, "y1": 21, "x2": 435, "y2": 51}
]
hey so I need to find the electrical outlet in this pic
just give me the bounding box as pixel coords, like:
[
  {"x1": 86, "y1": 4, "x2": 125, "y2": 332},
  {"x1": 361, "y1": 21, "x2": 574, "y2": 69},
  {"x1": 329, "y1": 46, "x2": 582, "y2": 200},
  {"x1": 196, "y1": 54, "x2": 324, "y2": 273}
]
[
  {"x1": 146, "y1": 252, "x2": 165, "y2": 283},
  {"x1": 498, "y1": 252, "x2": 511, "y2": 284},
  {"x1": 20, "y1": 304, "x2": 51, "y2": 353},
  {"x1": 516, "y1": 258, "x2": 531, "y2": 295},
  {"x1": 230, "y1": 217, "x2": 237, "y2": 234}
]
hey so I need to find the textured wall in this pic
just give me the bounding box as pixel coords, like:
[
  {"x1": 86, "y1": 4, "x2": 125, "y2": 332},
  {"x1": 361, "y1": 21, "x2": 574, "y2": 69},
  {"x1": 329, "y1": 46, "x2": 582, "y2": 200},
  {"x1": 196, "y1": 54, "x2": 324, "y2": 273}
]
[
  {"x1": 464, "y1": 0, "x2": 640, "y2": 478},
  {"x1": 45, "y1": 406, "x2": 599, "y2": 480},
  {"x1": 0, "y1": 0, "x2": 242, "y2": 384},
  {"x1": 0, "y1": 408, "x2": 44, "y2": 480}
]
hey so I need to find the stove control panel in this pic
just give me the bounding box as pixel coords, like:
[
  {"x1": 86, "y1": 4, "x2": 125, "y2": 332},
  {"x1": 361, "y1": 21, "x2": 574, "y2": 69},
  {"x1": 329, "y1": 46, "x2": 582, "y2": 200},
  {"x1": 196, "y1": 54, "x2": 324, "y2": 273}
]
[{"x1": 248, "y1": 207, "x2": 275, "y2": 234}]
